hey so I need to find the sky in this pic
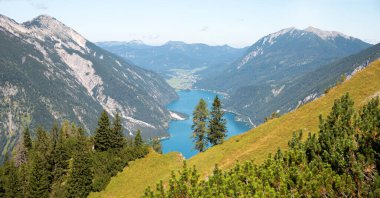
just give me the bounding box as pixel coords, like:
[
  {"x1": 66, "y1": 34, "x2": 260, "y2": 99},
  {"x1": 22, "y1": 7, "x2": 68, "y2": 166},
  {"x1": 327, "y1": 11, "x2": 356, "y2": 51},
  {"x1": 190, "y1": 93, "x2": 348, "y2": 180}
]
[{"x1": 0, "y1": 0, "x2": 379, "y2": 47}]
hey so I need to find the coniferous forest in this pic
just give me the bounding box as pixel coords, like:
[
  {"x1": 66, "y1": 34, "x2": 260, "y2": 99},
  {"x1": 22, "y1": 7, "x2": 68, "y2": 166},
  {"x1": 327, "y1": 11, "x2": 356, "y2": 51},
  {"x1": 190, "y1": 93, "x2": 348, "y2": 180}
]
[
  {"x1": 144, "y1": 94, "x2": 380, "y2": 197},
  {"x1": 0, "y1": 110, "x2": 148, "y2": 198}
]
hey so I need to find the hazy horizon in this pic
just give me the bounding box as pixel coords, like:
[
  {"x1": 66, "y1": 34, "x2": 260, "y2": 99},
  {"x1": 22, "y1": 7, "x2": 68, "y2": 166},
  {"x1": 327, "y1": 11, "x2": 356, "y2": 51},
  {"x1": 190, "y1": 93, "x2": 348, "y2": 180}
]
[{"x1": 0, "y1": 0, "x2": 379, "y2": 47}]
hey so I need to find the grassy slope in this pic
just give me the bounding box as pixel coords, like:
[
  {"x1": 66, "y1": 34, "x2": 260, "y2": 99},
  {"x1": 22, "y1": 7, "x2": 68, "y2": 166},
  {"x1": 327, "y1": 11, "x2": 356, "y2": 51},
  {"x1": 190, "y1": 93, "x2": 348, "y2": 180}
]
[
  {"x1": 93, "y1": 59, "x2": 380, "y2": 197},
  {"x1": 89, "y1": 151, "x2": 184, "y2": 198}
]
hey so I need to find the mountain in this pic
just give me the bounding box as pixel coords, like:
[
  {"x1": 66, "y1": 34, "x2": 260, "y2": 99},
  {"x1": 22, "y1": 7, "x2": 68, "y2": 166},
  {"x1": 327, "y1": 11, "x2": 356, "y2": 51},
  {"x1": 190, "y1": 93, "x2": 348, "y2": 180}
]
[
  {"x1": 195, "y1": 27, "x2": 371, "y2": 123},
  {"x1": 91, "y1": 58, "x2": 380, "y2": 198},
  {"x1": 0, "y1": 15, "x2": 177, "y2": 156},
  {"x1": 96, "y1": 41, "x2": 247, "y2": 74},
  {"x1": 97, "y1": 41, "x2": 248, "y2": 89},
  {"x1": 227, "y1": 43, "x2": 380, "y2": 123}
]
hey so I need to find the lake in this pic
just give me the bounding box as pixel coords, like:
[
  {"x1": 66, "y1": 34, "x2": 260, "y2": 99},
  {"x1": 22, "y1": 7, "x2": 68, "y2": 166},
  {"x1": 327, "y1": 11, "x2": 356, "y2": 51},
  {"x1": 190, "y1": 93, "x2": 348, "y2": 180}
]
[{"x1": 162, "y1": 90, "x2": 251, "y2": 159}]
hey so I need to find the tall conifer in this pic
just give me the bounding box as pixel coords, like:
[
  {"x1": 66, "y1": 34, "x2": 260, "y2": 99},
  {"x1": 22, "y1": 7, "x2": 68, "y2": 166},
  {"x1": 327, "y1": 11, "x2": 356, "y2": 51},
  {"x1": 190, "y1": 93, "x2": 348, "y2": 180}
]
[
  {"x1": 23, "y1": 126, "x2": 32, "y2": 150},
  {"x1": 208, "y1": 95, "x2": 227, "y2": 145},
  {"x1": 66, "y1": 130, "x2": 93, "y2": 197},
  {"x1": 112, "y1": 112, "x2": 125, "y2": 149},
  {"x1": 192, "y1": 99, "x2": 209, "y2": 152},
  {"x1": 94, "y1": 110, "x2": 112, "y2": 151}
]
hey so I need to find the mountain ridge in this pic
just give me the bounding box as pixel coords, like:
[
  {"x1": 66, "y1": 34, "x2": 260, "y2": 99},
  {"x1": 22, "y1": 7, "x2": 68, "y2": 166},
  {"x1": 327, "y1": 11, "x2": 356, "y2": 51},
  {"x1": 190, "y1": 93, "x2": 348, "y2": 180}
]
[
  {"x1": 0, "y1": 14, "x2": 177, "y2": 158},
  {"x1": 195, "y1": 26, "x2": 372, "y2": 124}
]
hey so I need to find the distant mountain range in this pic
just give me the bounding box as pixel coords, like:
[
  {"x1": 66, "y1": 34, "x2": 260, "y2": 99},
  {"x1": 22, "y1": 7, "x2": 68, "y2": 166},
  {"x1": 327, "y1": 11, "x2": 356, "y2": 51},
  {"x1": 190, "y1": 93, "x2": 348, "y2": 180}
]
[
  {"x1": 0, "y1": 15, "x2": 177, "y2": 156},
  {"x1": 96, "y1": 40, "x2": 248, "y2": 77},
  {"x1": 195, "y1": 27, "x2": 372, "y2": 124}
]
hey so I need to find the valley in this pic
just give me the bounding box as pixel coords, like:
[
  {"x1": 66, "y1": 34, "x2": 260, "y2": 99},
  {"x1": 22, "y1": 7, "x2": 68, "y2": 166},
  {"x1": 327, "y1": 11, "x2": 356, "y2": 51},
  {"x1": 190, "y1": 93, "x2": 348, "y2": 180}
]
[
  {"x1": 0, "y1": 1, "x2": 379, "y2": 197},
  {"x1": 165, "y1": 67, "x2": 206, "y2": 89}
]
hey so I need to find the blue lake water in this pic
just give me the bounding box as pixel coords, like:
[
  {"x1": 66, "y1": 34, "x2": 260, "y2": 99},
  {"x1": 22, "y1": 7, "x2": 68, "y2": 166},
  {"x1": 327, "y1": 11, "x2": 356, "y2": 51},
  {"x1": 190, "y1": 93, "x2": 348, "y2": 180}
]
[{"x1": 162, "y1": 90, "x2": 251, "y2": 159}]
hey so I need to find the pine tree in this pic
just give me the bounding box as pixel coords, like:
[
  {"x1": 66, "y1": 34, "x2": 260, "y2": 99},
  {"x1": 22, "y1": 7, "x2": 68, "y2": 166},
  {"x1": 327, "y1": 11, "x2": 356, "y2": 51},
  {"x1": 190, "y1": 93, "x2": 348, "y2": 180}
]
[
  {"x1": 134, "y1": 129, "x2": 143, "y2": 148},
  {"x1": 111, "y1": 112, "x2": 125, "y2": 149},
  {"x1": 94, "y1": 110, "x2": 112, "y2": 151},
  {"x1": 51, "y1": 132, "x2": 69, "y2": 183},
  {"x1": 23, "y1": 126, "x2": 32, "y2": 150},
  {"x1": 51, "y1": 122, "x2": 60, "y2": 147},
  {"x1": 66, "y1": 131, "x2": 93, "y2": 198},
  {"x1": 29, "y1": 152, "x2": 51, "y2": 198},
  {"x1": 18, "y1": 163, "x2": 30, "y2": 198},
  {"x1": 192, "y1": 99, "x2": 209, "y2": 152},
  {"x1": 208, "y1": 95, "x2": 227, "y2": 145},
  {"x1": 3, "y1": 159, "x2": 21, "y2": 198},
  {"x1": 151, "y1": 137, "x2": 163, "y2": 154}
]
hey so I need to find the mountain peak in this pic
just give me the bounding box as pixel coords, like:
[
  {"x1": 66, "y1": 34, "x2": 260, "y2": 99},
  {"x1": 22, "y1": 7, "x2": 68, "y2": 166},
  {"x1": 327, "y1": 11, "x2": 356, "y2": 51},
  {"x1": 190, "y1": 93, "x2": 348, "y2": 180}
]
[
  {"x1": 304, "y1": 26, "x2": 351, "y2": 40},
  {"x1": 22, "y1": 14, "x2": 87, "y2": 49},
  {"x1": 128, "y1": 40, "x2": 145, "y2": 45},
  {"x1": 24, "y1": 15, "x2": 64, "y2": 29}
]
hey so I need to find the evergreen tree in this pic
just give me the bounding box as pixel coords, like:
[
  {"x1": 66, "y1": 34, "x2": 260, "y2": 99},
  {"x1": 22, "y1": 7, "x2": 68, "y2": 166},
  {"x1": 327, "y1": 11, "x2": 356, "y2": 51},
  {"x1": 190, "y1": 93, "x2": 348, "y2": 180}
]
[
  {"x1": 18, "y1": 163, "x2": 30, "y2": 198},
  {"x1": 134, "y1": 129, "x2": 143, "y2": 148},
  {"x1": 51, "y1": 133, "x2": 69, "y2": 183},
  {"x1": 3, "y1": 159, "x2": 21, "y2": 198},
  {"x1": 29, "y1": 152, "x2": 51, "y2": 198},
  {"x1": 111, "y1": 112, "x2": 125, "y2": 149},
  {"x1": 192, "y1": 99, "x2": 209, "y2": 152},
  {"x1": 23, "y1": 126, "x2": 32, "y2": 150},
  {"x1": 51, "y1": 122, "x2": 60, "y2": 147},
  {"x1": 151, "y1": 137, "x2": 163, "y2": 154},
  {"x1": 208, "y1": 95, "x2": 227, "y2": 145},
  {"x1": 94, "y1": 110, "x2": 112, "y2": 151},
  {"x1": 66, "y1": 131, "x2": 93, "y2": 198}
]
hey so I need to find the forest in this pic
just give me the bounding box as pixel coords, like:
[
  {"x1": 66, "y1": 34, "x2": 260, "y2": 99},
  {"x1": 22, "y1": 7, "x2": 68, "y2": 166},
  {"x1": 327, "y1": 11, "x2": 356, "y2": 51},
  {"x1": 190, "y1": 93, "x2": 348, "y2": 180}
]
[{"x1": 0, "y1": 111, "x2": 149, "y2": 198}]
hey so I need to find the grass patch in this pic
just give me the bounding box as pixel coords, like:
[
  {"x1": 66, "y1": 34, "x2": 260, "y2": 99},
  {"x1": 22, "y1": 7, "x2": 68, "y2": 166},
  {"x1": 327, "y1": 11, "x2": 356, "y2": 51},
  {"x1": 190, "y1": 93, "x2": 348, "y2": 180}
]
[{"x1": 89, "y1": 151, "x2": 184, "y2": 198}]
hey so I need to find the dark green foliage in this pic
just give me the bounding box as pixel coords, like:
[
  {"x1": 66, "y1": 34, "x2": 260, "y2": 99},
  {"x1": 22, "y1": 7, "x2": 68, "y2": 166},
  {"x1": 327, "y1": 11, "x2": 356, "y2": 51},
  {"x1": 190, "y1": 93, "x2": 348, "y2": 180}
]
[
  {"x1": 51, "y1": 122, "x2": 60, "y2": 147},
  {"x1": 94, "y1": 110, "x2": 112, "y2": 151},
  {"x1": 111, "y1": 113, "x2": 125, "y2": 149},
  {"x1": 0, "y1": 110, "x2": 149, "y2": 197},
  {"x1": 151, "y1": 137, "x2": 163, "y2": 154},
  {"x1": 66, "y1": 131, "x2": 93, "y2": 198},
  {"x1": 29, "y1": 152, "x2": 51, "y2": 198},
  {"x1": 3, "y1": 159, "x2": 21, "y2": 198},
  {"x1": 51, "y1": 134, "x2": 69, "y2": 183},
  {"x1": 208, "y1": 95, "x2": 227, "y2": 145},
  {"x1": 23, "y1": 127, "x2": 32, "y2": 151},
  {"x1": 145, "y1": 94, "x2": 380, "y2": 197},
  {"x1": 134, "y1": 129, "x2": 144, "y2": 148},
  {"x1": 192, "y1": 99, "x2": 209, "y2": 152}
]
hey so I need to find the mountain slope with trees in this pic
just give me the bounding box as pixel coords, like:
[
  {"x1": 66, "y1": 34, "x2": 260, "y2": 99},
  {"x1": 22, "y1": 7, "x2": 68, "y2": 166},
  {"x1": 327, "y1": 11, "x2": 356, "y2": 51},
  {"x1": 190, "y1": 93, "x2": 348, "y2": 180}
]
[
  {"x1": 93, "y1": 59, "x2": 380, "y2": 197},
  {"x1": 0, "y1": 14, "x2": 177, "y2": 160}
]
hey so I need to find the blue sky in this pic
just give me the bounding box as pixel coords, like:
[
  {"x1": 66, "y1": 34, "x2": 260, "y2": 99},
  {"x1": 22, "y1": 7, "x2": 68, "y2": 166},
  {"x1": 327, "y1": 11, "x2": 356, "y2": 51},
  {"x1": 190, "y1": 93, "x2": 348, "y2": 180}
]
[{"x1": 0, "y1": 0, "x2": 379, "y2": 47}]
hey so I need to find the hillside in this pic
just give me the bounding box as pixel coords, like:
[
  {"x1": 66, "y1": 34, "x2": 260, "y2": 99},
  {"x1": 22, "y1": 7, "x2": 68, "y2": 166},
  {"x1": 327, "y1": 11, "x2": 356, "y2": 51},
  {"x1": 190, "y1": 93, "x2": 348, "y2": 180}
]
[
  {"x1": 195, "y1": 27, "x2": 371, "y2": 124},
  {"x1": 0, "y1": 15, "x2": 177, "y2": 158},
  {"x1": 227, "y1": 43, "x2": 380, "y2": 124},
  {"x1": 93, "y1": 59, "x2": 380, "y2": 197}
]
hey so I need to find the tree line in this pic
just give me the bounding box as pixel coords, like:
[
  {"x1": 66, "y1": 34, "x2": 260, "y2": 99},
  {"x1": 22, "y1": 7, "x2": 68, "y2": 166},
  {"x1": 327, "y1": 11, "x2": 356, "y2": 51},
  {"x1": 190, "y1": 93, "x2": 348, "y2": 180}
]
[
  {"x1": 0, "y1": 110, "x2": 148, "y2": 198},
  {"x1": 192, "y1": 96, "x2": 227, "y2": 152},
  {"x1": 144, "y1": 94, "x2": 380, "y2": 197}
]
